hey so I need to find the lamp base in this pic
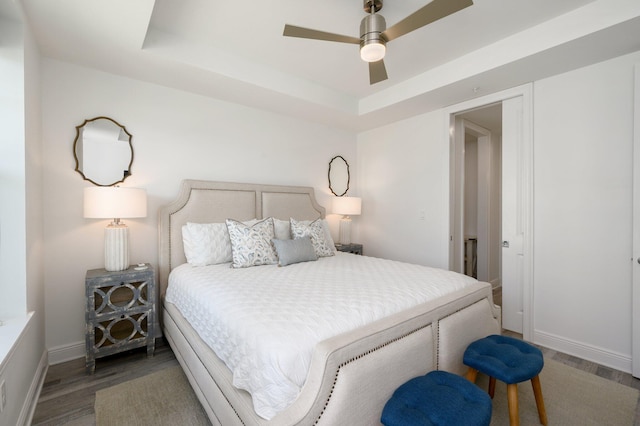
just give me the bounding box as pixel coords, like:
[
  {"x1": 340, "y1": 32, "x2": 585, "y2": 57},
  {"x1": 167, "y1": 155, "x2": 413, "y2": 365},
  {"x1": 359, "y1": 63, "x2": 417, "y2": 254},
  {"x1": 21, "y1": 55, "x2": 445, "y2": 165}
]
[
  {"x1": 339, "y1": 216, "x2": 352, "y2": 245},
  {"x1": 104, "y1": 223, "x2": 129, "y2": 272}
]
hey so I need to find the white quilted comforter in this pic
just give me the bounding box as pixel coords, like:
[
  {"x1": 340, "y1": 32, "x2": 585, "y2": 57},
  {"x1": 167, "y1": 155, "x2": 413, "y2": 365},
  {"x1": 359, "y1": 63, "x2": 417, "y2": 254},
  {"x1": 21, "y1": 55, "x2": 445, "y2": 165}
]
[{"x1": 165, "y1": 253, "x2": 477, "y2": 420}]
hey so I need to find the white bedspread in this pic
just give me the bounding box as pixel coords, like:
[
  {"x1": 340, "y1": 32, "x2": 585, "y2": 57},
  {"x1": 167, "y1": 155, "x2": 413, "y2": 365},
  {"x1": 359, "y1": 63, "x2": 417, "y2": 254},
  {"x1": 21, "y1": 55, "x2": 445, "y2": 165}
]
[{"x1": 165, "y1": 253, "x2": 477, "y2": 420}]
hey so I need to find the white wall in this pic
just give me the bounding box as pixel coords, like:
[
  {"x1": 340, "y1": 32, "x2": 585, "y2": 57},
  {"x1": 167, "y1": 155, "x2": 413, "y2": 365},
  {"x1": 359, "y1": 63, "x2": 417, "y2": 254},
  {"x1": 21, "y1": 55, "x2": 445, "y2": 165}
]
[
  {"x1": 36, "y1": 26, "x2": 640, "y2": 374},
  {"x1": 41, "y1": 59, "x2": 357, "y2": 361},
  {"x1": 533, "y1": 51, "x2": 640, "y2": 367},
  {"x1": 0, "y1": 9, "x2": 47, "y2": 426},
  {"x1": 0, "y1": 17, "x2": 27, "y2": 319},
  {"x1": 22, "y1": 14, "x2": 46, "y2": 425},
  {"x1": 357, "y1": 112, "x2": 449, "y2": 269},
  {"x1": 357, "y1": 50, "x2": 640, "y2": 371}
]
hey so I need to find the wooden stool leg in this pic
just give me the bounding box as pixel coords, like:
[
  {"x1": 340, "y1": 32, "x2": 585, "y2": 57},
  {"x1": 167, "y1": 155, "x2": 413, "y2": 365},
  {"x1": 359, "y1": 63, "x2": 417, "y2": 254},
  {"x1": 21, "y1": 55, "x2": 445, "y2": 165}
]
[
  {"x1": 507, "y1": 383, "x2": 519, "y2": 426},
  {"x1": 466, "y1": 367, "x2": 479, "y2": 383},
  {"x1": 531, "y1": 375, "x2": 548, "y2": 425},
  {"x1": 488, "y1": 377, "x2": 496, "y2": 398}
]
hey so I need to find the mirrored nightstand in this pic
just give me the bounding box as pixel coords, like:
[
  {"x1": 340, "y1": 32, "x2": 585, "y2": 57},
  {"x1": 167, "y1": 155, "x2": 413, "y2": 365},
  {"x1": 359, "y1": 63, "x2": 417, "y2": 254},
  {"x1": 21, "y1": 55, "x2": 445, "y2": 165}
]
[
  {"x1": 335, "y1": 243, "x2": 363, "y2": 255},
  {"x1": 85, "y1": 263, "x2": 155, "y2": 373}
]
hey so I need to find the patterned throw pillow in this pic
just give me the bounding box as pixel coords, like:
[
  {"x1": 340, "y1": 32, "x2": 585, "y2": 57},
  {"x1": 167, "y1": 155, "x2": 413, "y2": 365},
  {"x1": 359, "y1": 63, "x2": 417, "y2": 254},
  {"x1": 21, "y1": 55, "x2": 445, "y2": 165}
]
[
  {"x1": 226, "y1": 218, "x2": 278, "y2": 268},
  {"x1": 182, "y1": 222, "x2": 232, "y2": 266},
  {"x1": 290, "y1": 218, "x2": 335, "y2": 257}
]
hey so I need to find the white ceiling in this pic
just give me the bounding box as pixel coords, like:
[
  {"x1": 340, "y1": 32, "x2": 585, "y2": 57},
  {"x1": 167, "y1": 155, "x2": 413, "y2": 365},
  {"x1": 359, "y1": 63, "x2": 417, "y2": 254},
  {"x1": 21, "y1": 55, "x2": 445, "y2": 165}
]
[{"x1": 8, "y1": 0, "x2": 640, "y2": 131}]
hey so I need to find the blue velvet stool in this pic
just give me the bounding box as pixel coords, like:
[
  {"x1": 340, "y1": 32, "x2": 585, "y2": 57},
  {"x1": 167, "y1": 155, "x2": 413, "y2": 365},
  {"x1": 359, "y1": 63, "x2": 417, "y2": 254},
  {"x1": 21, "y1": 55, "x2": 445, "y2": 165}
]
[
  {"x1": 464, "y1": 334, "x2": 547, "y2": 426},
  {"x1": 381, "y1": 370, "x2": 492, "y2": 426}
]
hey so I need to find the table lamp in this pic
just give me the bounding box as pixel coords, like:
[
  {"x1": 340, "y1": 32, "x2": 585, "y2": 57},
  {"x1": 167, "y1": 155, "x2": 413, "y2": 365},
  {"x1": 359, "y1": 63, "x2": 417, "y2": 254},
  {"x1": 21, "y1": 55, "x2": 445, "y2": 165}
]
[
  {"x1": 84, "y1": 186, "x2": 147, "y2": 271},
  {"x1": 333, "y1": 196, "x2": 361, "y2": 245}
]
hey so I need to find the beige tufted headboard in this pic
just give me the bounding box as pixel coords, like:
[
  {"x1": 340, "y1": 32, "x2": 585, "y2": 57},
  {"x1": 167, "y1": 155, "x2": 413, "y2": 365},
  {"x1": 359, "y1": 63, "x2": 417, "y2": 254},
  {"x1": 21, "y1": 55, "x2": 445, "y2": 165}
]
[{"x1": 157, "y1": 179, "x2": 325, "y2": 297}]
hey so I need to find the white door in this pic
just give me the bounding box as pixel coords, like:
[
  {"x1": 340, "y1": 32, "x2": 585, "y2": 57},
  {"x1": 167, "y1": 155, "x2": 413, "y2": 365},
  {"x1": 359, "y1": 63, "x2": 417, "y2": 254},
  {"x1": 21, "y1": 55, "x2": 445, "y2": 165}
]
[
  {"x1": 632, "y1": 65, "x2": 640, "y2": 378},
  {"x1": 501, "y1": 97, "x2": 524, "y2": 334}
]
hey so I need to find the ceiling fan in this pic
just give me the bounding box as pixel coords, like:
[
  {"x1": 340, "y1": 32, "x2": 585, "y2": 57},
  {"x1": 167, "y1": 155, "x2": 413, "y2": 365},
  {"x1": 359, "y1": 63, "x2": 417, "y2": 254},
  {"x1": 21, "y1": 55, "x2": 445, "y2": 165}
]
[{"x1": 283, "y1": 0, "x2": 473, "y2": 85}]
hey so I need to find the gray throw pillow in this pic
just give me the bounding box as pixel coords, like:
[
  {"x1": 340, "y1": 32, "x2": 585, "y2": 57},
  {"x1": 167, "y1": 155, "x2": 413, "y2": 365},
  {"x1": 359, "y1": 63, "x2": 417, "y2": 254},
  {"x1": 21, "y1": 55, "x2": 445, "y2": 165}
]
[{"x1": 272, "y1": 236, "x2": 318, "y2": 266}]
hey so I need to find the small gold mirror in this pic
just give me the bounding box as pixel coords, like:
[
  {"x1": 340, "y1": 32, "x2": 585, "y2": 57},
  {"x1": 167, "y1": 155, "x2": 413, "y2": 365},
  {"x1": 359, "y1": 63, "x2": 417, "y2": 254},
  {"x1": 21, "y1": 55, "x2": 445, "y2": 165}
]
[
  {"x1": 328, "y1": 155, "x2": 350, "y2": 196},
  {"x1": 73, "y1": 117, "x2": 133, "y2": 186}
]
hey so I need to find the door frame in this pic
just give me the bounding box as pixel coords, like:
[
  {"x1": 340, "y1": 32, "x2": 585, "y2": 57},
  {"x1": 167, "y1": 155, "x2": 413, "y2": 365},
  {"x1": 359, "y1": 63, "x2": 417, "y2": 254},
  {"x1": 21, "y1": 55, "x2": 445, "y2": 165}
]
[{"x1": 444, "y1": 83, "x2": 534, "y2": 341}]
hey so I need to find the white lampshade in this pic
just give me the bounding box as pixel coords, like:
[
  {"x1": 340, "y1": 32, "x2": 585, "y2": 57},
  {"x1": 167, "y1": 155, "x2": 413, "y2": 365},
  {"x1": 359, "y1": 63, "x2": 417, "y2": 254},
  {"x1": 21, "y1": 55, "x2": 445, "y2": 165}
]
[
  {"x1": 84, "y1": 186, "x2": 147, "y2": 272},
  {"x1": 333, "y1": 196, "x2": 362, "y2": 216},
  {"x1": 84, "y1": 186, "x2": 147, "y2": 219}
]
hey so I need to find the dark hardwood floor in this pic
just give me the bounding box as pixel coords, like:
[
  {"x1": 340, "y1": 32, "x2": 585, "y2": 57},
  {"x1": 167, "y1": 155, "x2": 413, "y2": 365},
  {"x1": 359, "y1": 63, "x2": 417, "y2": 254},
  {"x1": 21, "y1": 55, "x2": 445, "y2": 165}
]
[
  {"x1": 33, "y1": 289, "x2": 640, "y2": 425},
  {"x1": 32, "y1": 341, "x2": 178, "y2": 426}
]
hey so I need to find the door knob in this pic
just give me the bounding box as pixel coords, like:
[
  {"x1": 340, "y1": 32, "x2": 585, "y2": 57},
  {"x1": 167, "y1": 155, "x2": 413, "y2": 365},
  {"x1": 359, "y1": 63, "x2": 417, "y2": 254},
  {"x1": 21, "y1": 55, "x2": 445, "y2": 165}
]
[{"x1": 502, "y1": 241, "x2": 510, "y2": 248}]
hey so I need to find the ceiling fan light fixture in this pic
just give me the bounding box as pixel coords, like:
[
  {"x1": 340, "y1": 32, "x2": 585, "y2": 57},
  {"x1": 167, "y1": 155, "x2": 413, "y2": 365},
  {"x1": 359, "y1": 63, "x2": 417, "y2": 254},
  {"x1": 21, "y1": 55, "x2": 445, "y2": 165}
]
[
  {"x1": 283, "y1": 0, "x2": 474, "y2": 84},
  {"x1": 360, "y1": 13, "x2": 387, "y2": 62},
  {"x1": 360, "y1": 41, "x2": 386, "y2": 62}
]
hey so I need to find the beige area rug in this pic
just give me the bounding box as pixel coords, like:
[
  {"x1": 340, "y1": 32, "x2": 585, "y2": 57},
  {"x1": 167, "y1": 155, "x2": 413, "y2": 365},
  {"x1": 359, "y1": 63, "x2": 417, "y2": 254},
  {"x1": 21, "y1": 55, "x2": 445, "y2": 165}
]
[
  {"x1": 95, "y1": 359, "x2": 639, "y2": 425},
  {"x1": 477, "y1": 358, "x2": 639, "y2": 426},
  {"x1": 95, "y1": 366, "x2": 211, "y2": 426}
]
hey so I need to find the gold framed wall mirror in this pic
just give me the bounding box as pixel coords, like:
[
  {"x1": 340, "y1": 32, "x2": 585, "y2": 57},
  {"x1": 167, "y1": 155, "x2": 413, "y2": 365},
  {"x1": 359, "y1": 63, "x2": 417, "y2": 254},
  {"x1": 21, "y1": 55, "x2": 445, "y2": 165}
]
[
  {"x1": 328, "y1": 155, "x2": 350, "y2": 196},
  {"x1": 73, "y1": 116, "x2": 133, "y2": 186}
]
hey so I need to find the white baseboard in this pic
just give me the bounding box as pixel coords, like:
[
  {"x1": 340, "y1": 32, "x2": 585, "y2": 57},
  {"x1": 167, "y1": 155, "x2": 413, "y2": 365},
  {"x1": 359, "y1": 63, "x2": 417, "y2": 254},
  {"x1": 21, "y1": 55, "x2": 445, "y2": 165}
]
[
  {"x1": 534, "y1": 329, "x2": 631, "y2": 373},
  {"x1": 47, "y1": 327, "x2": 165, "y2": 366},
  {"x1": 48, "y1": 341, "x2": 85, "y2": 365},
  {"x1": 20, "y1": 349, "x2": 48, "y2": 426}
]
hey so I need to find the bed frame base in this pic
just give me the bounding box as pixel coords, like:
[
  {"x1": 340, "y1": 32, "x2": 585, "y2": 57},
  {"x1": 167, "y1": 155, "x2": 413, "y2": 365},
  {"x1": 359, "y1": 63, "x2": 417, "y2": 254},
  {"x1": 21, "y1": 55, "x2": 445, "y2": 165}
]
[{"x1": 163, "y1": 282, "x2": 500, "y2": 426}]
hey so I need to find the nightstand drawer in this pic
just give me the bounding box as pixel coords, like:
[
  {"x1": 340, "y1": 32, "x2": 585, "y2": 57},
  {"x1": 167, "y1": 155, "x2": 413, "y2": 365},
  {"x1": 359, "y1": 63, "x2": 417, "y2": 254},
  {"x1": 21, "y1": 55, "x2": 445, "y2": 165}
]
[{"x1": 88, "y1": 277, "x2": 152, "y2": 319}]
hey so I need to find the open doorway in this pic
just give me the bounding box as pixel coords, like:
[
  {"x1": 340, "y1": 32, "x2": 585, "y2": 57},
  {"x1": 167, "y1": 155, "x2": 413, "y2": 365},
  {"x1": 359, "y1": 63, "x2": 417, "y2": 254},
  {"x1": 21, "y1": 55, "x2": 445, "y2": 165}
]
[
  {"x1": 447, "y1": 85, "x2": 533, "y2": 338},
  {"x1": 456, "y1": 104, "x2": 503, "y2": 287}
]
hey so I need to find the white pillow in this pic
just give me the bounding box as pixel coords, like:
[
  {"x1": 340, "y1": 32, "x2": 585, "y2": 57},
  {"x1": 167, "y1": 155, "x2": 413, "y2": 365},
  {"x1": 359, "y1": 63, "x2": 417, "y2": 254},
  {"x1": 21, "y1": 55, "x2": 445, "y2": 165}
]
[
  {"x1": 319, "y1": 219, "x2": 337, "y2": 252},
  {"x1": 182, "y1": 222, "x2": 232, "y2": 266},
  {"x1": 273, "y1": 218, "x2": 292, "y2": 240},
  {"x1": 226, "y1": 218, "x2": 278, "y2": 268},
  {"x1": 290, "y1": 218, "x2": 336, "y2": 257}
]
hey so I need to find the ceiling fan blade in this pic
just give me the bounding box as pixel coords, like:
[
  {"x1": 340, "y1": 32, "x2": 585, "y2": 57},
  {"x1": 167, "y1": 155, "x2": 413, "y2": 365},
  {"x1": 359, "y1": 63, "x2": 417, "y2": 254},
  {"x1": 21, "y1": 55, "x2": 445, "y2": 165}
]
[
  {"x1": 383, "y1": 0, "x2": 473, "y2": 42},
  {"x1": 283, "y1": 24, "x2": 360, "y2": 44},
  {"x1": 369, "y1": 59, "x2": 388, "y2": 85}
]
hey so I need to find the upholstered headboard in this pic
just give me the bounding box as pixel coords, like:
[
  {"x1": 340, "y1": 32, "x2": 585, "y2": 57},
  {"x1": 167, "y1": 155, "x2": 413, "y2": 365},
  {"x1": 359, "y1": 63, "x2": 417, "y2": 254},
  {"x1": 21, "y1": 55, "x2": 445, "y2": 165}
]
[{"x1": 157, "y1": 180, "x2": 325, "y2": 297}]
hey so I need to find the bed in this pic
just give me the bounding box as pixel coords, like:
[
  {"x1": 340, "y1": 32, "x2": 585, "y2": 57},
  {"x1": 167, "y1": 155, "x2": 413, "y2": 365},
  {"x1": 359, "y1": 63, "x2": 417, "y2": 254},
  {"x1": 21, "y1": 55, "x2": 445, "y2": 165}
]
[{"x1": 158, "y1": 179, "x2": 501, "y2": 426}]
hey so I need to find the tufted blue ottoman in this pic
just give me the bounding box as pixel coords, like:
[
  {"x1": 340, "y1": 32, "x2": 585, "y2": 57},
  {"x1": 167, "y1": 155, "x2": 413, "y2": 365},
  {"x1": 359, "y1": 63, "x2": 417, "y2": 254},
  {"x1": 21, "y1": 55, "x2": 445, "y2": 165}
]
[
  {"x1": 381, "y1": 370, "x2": 492, "y2": 426},
  {"x1": 464, "y1": 334, "x2": 547, "y2": 426}
]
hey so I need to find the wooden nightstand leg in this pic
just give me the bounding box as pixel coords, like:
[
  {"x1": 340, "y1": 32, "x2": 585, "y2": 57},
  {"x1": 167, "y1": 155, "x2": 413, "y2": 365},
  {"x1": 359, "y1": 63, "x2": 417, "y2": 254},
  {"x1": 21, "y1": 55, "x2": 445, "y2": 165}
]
[
  {"x1": 85, "y1": 328, "x2": 95, "y2": 374},
  {"x1": 86, "y1": 355, "x2": 95, "y2": 374}
]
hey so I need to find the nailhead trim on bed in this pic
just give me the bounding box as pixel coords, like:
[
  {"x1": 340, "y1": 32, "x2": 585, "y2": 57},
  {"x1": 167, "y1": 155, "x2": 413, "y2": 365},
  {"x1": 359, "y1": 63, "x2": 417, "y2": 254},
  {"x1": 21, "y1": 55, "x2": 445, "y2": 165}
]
[
  {"x1": 219, "y1": 382, "x2": 246, "y2": 426},
  {"x1": 167, "y1": 188, "x2": 195, "y2": 272},
  {"x1": 435, "y1": 298, "x2": 488, "y2": 371},
  {"x1": 313, "y1": 322, "x2": 433, "y2": 425}
]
